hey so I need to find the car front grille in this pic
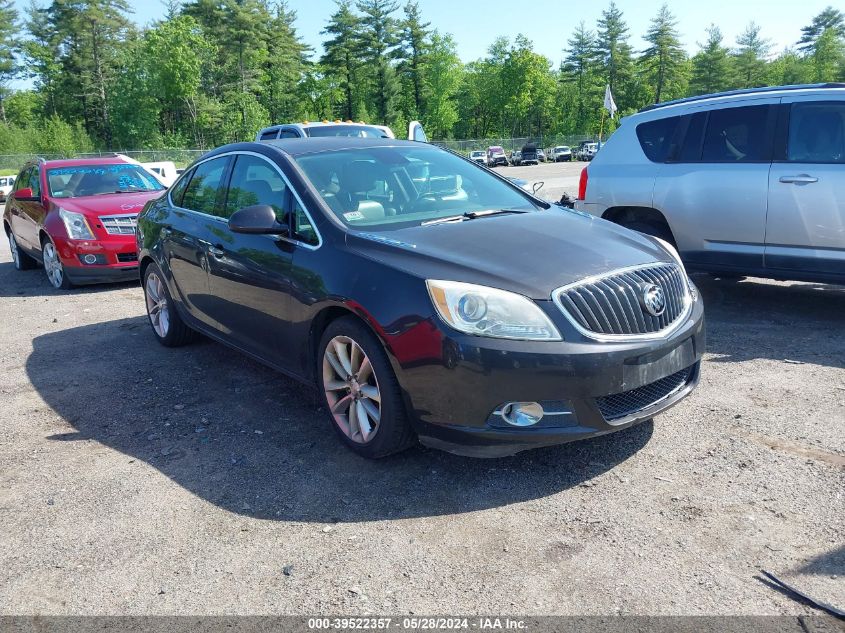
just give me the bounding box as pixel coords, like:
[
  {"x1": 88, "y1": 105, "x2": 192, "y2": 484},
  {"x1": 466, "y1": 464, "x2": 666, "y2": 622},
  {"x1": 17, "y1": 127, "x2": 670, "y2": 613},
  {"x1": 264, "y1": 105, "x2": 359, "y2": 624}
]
[
  {"x1": 553, "y1": 263, "x2": 690, "y2": 338},
  {"x1": 99, "y1": 214, "x2": 138, "y2": 235},
  {"x1": 117, "y1": 252, "x2": 138, "y2": 263},
  {"x1": 596, "y1": 365, "x2": 694, "y2": 421}
]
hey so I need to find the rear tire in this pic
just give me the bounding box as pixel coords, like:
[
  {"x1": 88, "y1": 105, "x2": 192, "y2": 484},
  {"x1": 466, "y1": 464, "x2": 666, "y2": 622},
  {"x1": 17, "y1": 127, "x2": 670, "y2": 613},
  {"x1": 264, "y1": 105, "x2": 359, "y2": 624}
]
[
  {"x1": 317, "y1": 316, "x2": 416, "y2": 458},
  {"x1": 143, "y1": 262, "x2": 196, "y2": 347},
  {"x1": 7, "y1": 231, "x2": 36, "y2": 270}
]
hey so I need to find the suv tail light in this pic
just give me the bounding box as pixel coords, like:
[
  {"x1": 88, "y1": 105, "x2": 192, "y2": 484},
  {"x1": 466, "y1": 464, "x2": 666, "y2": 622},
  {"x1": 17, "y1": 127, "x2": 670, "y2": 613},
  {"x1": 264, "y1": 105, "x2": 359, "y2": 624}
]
[{"x1": 577, "y1": 166, "x2": 589, "y2": 200}]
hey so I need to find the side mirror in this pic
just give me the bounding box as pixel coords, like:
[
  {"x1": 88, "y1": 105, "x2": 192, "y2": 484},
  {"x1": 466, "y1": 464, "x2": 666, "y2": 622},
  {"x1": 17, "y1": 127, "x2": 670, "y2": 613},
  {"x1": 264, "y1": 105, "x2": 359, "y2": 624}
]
[
  {"x1": 408, "y1": 120, "x2": 428, "y2": 143},
  {"x1": 532, "y1": 181, "x2": 545, "y2": 195},
  {"x1": 13, "y1": 187, "x2": 37, "y2": 201},
  {"x1": 228, "y1": 205, "x2": 289, "y2": 235}
]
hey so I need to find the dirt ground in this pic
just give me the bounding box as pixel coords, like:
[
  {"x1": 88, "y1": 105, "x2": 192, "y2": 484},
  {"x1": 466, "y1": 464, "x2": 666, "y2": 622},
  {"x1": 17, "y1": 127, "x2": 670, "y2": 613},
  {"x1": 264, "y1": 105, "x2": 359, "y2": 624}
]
[{"x1": 0, "y1": 235, "x2": 843, "y2": 616}]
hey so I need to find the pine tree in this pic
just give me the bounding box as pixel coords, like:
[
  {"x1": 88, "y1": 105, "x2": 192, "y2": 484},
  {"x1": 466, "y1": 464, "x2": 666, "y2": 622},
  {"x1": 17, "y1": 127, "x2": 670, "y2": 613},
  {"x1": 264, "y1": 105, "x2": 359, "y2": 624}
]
[
  {"x1": 321, "y1": 1, "x2": 362, "y2": 121},
  {"x1": 734, "y1": 22, "x2": 772, "y2": 87},
  {"x1": 641, "y1": 4, "x2": 687, "y2": 103},
  {"x1": 690, "y1": 25, "x2": 733, "y2": 95},
  {"x1": 397, "y1": 1, "x2": 431, "y2": 119},
  {"x1": 811, "y1": 28, "x2": 845, "y2": 81},
  {"x1": 797, "y1": 7, "x2": 845, "y2": 54},
  {"x1": 0, "y1": 0, "x2": 19, "y2": 123},
  {"x1": 561, "y1": 21, "x2": 599, "y2": 131},
  {"x1": 262, "y1": 2, "x2": 310, "y2": 123},
  {"x1": 356, "y1": 0, "x2": 401, "y2": 125},
  {"x1": 595, "y1": 2, "x2": 635, "y2": 110}
]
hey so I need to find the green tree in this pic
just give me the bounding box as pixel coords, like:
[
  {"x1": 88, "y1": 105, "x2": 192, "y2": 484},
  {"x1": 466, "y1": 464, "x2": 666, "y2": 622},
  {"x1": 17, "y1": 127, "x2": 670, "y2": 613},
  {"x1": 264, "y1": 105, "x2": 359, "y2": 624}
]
[
  {"x1": 0, "y1": 0, "x2": 19, "y2": 123},
  {"x1": 595, "y1": 2, "x2": 636, "y2": 110},
  {"x1": 396, "y1": 1, "x2": 431, "y2": 119},
  {"x1": 261, "y1": 3, "x2": 310, "y2": 123},
  {"x1": 690, "y1": 25, "x2": 734, "y2": 94},
  {"x1": 810, "y1": 28, "x2": 845, "y2": 81},
  {"x1": 640, "y1": 4, "x2": 687, "y2": 103},
  {"x1": 562, "y1": 22, "x2": 600, "y2": 133},
  {"x1": 321, "y1": 1, "x2": 363, "y2": 121},
  {"x1": 734, "y1": 22, "x2": 772, "y2": 87},
  {"x1": 797, "y1": 7, "x2": 845, "y2": 54},
  {"x1": 356, "y1": 0, "x2": 401, "y2": 125},
  {"x1": 422, "y1": 31, "x2": 461, "y2": 138}
]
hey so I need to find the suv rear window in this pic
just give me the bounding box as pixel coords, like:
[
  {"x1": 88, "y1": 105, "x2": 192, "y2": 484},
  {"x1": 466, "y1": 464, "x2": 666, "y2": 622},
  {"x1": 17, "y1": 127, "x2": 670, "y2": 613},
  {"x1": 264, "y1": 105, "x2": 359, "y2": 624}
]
[{"x1": 636, "y1": 116, "x2": 680, "y2": 162}]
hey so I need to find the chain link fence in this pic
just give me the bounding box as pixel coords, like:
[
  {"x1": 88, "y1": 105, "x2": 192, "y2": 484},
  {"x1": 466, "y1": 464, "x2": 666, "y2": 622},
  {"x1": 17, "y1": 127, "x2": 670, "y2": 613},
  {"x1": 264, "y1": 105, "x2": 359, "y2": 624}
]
[{"x1": 434, "y1": 135, "x2": 600, "y2": 154}]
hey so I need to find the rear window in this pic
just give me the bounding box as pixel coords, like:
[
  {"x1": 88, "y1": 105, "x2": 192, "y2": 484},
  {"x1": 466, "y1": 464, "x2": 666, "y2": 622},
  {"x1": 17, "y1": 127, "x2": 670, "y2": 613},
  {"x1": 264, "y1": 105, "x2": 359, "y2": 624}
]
[
  {"x1": 636, "y1": 116, "x2": 680, "y2": 162},
  {"x1": 701, "y1": 105, "x2": 771, "y2": 163},
  {"x1": 305, "y1": 125, "x2": 387, "y2": 138}
]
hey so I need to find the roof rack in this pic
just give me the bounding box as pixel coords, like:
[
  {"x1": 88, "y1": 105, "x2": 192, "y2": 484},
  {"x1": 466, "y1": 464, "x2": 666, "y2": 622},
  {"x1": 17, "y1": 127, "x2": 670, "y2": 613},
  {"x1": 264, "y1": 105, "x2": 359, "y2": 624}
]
[{"x1": 639, "y1": 83, "x2": 845, "y2": 113}]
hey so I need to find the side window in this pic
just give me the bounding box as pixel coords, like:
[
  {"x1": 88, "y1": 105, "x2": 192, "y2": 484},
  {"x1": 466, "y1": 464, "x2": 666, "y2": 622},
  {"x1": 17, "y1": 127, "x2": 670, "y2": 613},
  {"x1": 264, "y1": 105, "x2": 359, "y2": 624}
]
[
  {"x1": 788, "y1": 102, "x2": 845, "y2": 163},
  {"x1": 181, "y1": 157, "x2": 229, "y2": 215},
  {"x1": 636, "y1": 116, "x2": 680, "y2": 162},
  {"x1": 702, "y1": 105, "x2": 771, "y2": 163},
  {"x1": 292, "y1": 200, "x2": 319, "y2": 246},
  {"x1": 225, "y1": 154, "x2": 287, "y2": 220},
  {"x1": 259, "y1": 129, "x2": 279, "y2": 141},
  {"x1": 169, "y1": 169, "x2": 194, "y2": 206},
  {"x1": 29, "y1": 165, "x2": 41, "y2": 197},
  {"x1": 676, "y1": 112, "x2": 707, "y2": 162},
  {"x1": 280, "y1": 129, "x2": 300, "y2": 139},
  {"x1": 14, "y1": 167, "x2": 32, "y2": 192}
]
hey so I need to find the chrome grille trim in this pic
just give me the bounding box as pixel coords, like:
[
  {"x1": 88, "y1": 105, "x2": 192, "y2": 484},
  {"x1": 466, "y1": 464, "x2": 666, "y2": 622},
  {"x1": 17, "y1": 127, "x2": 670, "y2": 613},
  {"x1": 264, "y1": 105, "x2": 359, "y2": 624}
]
[
  {"x1": 552, "y1": 262, "x2": 692, "y2": 341},
  {"x1": 99, "y1": 213, "x2": 138, "y2": 235}
]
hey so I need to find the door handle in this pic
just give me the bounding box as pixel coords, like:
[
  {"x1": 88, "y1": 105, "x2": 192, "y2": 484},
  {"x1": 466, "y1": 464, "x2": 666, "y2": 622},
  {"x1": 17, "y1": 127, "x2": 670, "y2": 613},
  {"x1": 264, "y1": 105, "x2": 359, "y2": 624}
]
[
  {"x1": 779, "y1": 175, "x2": 818, "y2": 184},
  {"x1": 207, "y1": 245, "x2": 225, "y2": 258}
]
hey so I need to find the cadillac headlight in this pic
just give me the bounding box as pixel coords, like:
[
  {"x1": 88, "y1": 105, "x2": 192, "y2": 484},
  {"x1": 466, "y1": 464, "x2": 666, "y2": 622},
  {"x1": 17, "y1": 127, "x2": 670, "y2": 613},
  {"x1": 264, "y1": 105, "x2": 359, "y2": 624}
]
[
  {"x1": 426, "y1": 280, "x2": 562, "y2": 341},
  {"x1": 59, "y1": 208, "x2": 94, "y2": 240}
]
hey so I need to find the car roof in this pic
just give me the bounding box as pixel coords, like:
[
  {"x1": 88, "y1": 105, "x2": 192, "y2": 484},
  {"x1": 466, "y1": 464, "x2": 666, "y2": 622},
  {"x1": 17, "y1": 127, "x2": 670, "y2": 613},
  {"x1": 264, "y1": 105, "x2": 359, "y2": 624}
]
[
  {"x1": 639, "y1": 83, "x2": 845, "y2": 114},
  {"x1": 208, "y1": 138, "x2": 428, "y2": 160}
]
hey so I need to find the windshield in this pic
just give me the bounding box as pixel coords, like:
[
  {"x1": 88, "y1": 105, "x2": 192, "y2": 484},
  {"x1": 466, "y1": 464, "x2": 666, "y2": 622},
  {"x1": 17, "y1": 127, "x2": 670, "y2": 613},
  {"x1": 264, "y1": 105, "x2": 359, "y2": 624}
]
[
  {"x1": 296, "y1": 146, "x2": 542, "y2": 231},
  {"x1": 306, "y1": 125, "x2": 389, "y2": 139},
  {"x1": 47, "y1": 164, "x2": 164, "y2": 198}
]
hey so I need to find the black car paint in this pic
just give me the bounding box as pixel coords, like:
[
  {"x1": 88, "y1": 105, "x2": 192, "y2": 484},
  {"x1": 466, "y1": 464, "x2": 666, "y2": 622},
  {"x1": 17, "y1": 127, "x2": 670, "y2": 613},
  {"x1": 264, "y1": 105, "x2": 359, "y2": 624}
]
[{"x1": 138, "y1": 138, "x2": 704, "y2": 456}]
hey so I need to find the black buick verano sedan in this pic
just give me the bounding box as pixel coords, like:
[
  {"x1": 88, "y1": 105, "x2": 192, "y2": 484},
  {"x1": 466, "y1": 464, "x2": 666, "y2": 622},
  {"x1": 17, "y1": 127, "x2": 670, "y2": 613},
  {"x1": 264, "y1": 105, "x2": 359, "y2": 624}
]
[{"x1": 137, "y1": 138, "x2": 704, "y2": 458}]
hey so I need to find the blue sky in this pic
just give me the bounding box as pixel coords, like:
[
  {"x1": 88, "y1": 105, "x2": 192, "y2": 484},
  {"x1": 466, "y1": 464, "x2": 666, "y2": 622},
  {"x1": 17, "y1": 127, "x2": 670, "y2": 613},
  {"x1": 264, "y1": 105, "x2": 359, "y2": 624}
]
[{"x1": 11, "y1": 0, "x2": 834, "y2": 88}]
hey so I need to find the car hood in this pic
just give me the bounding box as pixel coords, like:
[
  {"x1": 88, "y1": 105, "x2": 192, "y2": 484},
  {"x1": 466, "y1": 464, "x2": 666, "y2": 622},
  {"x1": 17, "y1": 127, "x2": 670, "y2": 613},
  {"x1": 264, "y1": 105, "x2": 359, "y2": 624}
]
[
  {"x1": 51, "y1": 191, "x2": 163, "y2": 217},
  {"x1": 345, "y1": 209, "x2": 673, "y2": 299}
]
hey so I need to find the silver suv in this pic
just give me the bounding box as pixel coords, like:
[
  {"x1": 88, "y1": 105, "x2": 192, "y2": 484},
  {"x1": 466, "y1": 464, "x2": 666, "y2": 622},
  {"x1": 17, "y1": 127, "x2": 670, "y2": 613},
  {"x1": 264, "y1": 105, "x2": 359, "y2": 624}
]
[{"x1": 575, "y1": 83, "x2": 845, "y2": 284}]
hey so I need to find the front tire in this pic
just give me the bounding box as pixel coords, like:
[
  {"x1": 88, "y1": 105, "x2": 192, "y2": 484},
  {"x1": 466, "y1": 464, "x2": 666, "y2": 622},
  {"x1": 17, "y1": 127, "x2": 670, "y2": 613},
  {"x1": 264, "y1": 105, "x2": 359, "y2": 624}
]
[
  {"x1": 41, "y1": 236, "x2": 74, "y2": 289},
  {"x1": 317, "y1": 316, "x2": 416, "y2": 458},
  {"x1": 143, "y1": 263, "x2": 196, "y2": 347}
]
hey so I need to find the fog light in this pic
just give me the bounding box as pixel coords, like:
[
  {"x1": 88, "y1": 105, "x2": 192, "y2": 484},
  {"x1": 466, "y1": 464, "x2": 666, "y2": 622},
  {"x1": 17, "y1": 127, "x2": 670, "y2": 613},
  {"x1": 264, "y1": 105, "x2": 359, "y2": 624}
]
[
  {"x1": 501, "y1": 402, "x2": 544, "y2": 427},
  {"x1": 83, "y1": 254, "x2": 98, "y2": 265}
]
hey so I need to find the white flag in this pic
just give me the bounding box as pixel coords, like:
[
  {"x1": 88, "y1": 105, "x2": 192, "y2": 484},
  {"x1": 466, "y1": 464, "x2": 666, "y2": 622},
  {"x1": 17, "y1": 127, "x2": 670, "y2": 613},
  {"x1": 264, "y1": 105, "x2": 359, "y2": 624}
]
[{"x1": 604, "y1": 85, "x2": 618, "y2": 119}]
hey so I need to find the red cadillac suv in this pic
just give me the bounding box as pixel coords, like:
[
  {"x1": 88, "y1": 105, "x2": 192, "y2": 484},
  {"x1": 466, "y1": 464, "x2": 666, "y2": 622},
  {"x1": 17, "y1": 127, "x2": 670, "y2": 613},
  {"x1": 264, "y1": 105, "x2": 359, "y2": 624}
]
[{"x1": 2, "y1": 156, "x2": 165, "y2": 289}]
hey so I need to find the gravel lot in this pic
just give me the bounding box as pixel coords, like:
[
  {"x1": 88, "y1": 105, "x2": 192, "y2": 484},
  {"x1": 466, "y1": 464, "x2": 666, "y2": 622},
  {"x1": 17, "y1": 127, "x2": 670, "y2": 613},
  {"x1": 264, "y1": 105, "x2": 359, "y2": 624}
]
[
  {"x1": 0, "y1": 225, "x2": 843, "y2": 616},
  {"x1": 491, "y1": 160, "x2": 584, "y2": 202}
]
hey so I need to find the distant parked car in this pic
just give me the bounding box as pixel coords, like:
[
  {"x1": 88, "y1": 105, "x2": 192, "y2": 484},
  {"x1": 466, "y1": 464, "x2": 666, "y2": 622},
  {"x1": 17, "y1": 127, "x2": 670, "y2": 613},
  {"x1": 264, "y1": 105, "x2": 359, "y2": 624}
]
[
  {"x1": 509, "y1": 150, "x2": 522, "y2": 166},
  {"x1": 142, "y1": 161, "x2": 178, "y2": 187},
  {"x1": 519, "y1": 143, "x2": 539, "y2": 166},
  {"x1": 486, "y1": 145, "x2": 508, "y2": 167},
  {"x1": 0, "y1": 175, "x2": 15, "y2": 202},
  {"x1": 551, "y1": 146, "x2": 572, "y2": 162},
  {"x1": 575, "y1": 83, "x2": 845, "y2": 285},
  {"x1": 537, "y1": 148, "x2": 547, "y2": 162},
  {"x1": 576, "y1": 142, "x2": 599, "y2": 161},
  {"x1": 3, "y1": 156, "x2": 165, "y2": 288},
  {"x1": 469, "y1": 150, "x2": 486, "y2": 164},
  {"x1": 257, "y1": 121, "x2": 395, "y2": 140}
]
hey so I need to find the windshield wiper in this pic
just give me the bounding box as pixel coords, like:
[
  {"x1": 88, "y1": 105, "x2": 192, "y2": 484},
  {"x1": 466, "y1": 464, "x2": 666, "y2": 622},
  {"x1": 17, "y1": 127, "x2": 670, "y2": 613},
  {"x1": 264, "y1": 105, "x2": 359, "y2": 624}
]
[{"x1": 421, "y1": 209, "x2": 526, "y2": 226}]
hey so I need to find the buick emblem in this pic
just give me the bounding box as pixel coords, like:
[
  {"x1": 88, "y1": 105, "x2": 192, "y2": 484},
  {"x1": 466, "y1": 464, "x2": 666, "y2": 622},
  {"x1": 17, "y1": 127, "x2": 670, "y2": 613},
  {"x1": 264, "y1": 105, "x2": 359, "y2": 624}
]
[{"x1": 640, "y1": 283, "x2": 666, "y2": 317}]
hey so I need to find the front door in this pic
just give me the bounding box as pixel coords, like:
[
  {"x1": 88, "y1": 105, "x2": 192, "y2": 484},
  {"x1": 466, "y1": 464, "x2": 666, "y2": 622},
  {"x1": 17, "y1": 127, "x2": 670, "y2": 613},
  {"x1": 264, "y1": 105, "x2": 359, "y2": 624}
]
[
  {"x1": 10, "y1": 165, "x2": 45, "y2": 252},
  {"x1": 766, "y1": 98, "x2": 845, "y2": 277},
  {"x1": 204, "y1": 153, "x2": 297, "y2": 368}
]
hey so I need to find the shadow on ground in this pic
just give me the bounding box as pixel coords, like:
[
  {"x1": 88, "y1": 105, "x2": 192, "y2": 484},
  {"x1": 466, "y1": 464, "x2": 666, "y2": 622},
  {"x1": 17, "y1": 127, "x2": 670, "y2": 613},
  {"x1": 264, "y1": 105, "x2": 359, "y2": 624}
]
[
  {"x1": 27, "y1": 316, "x2": 653, "y2": 523},
  {"x1": 694, "y1": 275, "x2": 845, "y2": 369},
  {"x1": 0, "y1": 260, "x2": 138, "y2": 298}
]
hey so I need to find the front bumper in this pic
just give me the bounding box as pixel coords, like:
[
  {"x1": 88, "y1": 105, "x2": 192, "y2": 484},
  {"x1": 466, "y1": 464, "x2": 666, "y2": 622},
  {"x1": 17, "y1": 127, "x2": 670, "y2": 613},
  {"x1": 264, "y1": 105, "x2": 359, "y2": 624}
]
[
  {"x1": 395, "y1": 299, "x2": 705, "y2": 457},
  {"x1": 54, "y1": 235, "x2": 140, "y2": 285}
]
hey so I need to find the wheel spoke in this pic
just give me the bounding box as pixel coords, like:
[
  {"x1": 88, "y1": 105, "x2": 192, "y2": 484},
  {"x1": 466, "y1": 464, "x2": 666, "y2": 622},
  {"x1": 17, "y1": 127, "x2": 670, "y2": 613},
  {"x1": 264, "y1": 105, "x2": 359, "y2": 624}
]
[
  {"x1": 325, "y1": 352, "x2": 347, "y2": 380},
  {"x1": 361, "y1": 398, "x2": 380, "y2": 423},
  {"x1": 348, "y1": 399, "x2": 360, "y2": 437},
  {"x1": 324, "y1": 379, "x2": 347, "y2": 392},
  {"x1": 159, "y1": 308, "x2": 169, "y2": 335},
  {"x1": 333, "y1": 339, "x2": 353, "y2": 376},
  {"x1": 357, "y1": 356, "x2": 372, "y2": 382},
  {"x1": 331, "y1": 393, "x2": 353, "y2": 414},
  {"x1": 350, "y1": 343, "x2": 362, "y2": 374},
  {"x1": 356, "y1": 400, "x2": 372, "y2": 441},
  {"x1": 360, "y1": 384, "x2": 380, "y2": 403}
]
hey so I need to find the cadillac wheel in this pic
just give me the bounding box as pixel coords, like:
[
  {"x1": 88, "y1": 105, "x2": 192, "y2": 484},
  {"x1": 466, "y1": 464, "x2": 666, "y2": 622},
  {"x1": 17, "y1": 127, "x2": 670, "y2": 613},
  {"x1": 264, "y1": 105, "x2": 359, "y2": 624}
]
[
  {"x1": 42, "y1": 237, "x2": 72, "y2": 289},
  {"x1": 317, "y1": 317, "x2": 414, "y2": 458}
]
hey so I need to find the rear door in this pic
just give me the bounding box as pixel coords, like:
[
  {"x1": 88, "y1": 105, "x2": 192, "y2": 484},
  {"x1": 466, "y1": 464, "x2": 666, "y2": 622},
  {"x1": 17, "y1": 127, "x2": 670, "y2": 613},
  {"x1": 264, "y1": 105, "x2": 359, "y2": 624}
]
[
  {"x1": 165, "y1": 155, "x2": 231, "y2": 329},
  {"x1": 653, "y1": 102, "x2": 777, "y2": 271},
  {"x1": 766, "y1": 97, "x2": 845, "y2": 277},
  {"x1": 204, "y1": 152, "x2": 298, "y2": 367}
]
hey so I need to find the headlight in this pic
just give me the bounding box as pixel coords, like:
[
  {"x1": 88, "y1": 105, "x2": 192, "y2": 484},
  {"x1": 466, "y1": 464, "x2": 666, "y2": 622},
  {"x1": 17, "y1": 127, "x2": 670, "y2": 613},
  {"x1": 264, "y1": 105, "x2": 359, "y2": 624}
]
[
  {"x1": 426, "y1": 280, "x2": 562, "y2": 341},
  {"x1": 59, "y1": 208, "x2": 94, "y2": 240}
]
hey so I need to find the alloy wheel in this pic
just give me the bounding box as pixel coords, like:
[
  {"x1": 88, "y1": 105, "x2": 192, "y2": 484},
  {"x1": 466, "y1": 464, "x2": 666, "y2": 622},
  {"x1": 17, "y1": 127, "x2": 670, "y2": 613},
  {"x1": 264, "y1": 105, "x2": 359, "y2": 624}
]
[
  {"x1": 42, "y1": 241, "x2": 64, "y2": 288},
  {"x1": 8, "y1": 233, "x2": 19, "y2": 267},
  {"x1": 145, "y1": 271, "x2": 170, "y2": 338},
  {"x1": 322, "y1": 335, "x2": 381, "y2": 444}
]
